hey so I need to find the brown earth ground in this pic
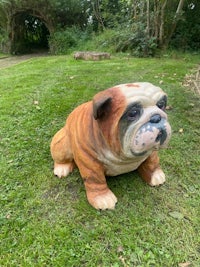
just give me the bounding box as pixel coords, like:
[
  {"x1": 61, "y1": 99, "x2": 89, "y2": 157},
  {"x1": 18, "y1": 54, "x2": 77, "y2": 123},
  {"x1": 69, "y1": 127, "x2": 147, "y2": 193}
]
[{"x1": 0, "y1": 53, "x2": 48, "y2": 69}]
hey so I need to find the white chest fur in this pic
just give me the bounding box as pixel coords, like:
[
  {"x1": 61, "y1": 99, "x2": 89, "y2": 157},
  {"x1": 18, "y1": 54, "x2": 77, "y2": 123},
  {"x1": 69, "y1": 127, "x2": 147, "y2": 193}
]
[{"x1": 98, "y1": 149, "x2": 148, "y2": 176}]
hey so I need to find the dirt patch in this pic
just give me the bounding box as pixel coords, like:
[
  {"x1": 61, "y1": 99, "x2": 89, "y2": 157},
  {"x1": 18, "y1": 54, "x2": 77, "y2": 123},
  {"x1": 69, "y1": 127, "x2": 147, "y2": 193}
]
[{"x1": 0, "y1": 52, "x2": 48, "y2": 69}]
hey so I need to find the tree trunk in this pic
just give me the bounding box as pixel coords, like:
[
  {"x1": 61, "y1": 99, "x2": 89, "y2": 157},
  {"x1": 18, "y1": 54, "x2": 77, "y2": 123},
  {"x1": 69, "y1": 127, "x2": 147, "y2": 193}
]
[
  {"x1": 159, "y1": 0, "x2": 168, "y2": 47},
  {"x1": 92, "y1": 0, "x2": 105, "y2": 30},
  {"x1": 163, "y1": 0, "x2": 185, "y2": 49},
  {"x1": 146, "y1": 0, "x2": 150, "y2": 39}
]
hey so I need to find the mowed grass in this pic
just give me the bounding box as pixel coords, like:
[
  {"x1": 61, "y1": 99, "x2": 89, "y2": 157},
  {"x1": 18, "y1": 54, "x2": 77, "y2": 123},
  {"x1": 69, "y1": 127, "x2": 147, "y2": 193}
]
[
  {"x1": 0, "y1": 53, "x2": 8, "y2": 59},
  {"x1": 0, "y1": 53, "x2": 200, "y2": 267}
]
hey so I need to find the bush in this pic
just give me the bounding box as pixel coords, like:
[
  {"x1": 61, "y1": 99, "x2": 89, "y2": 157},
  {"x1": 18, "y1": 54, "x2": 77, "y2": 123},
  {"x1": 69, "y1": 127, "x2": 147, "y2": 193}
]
[
  {"x1": 170, "y1": 23, "x2": 200, "y2": 51},
  {"x1": 82, "y1": 24, "x2": 157, "y2": 57},
  {"x1": 0, "y1": 30, "x2": 9, "y2": 53},
  {"x1": 48, "y1": 27, "x2": 91, "y2": 55},
  {"x1": 48, "y1": 24, "x2": 157, "y2": 57},
  {"x1": 116, "y1": 23, "x2": 157, "y2": 57},
  {"x1": 79, "y1": 29, "x2": 118, "y2": 52}
]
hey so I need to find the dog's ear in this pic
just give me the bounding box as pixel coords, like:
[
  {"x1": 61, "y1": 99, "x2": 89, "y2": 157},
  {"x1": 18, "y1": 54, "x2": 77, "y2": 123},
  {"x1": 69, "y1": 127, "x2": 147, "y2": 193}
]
[{"x1": 93, "y1": 92, "x2": 112, "y2": 120}]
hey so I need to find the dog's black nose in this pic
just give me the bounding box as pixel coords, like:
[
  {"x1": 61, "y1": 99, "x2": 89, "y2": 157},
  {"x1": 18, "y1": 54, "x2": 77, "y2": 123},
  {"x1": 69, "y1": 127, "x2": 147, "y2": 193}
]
[{"x1": 150, "y1": 114, "x2": 161, "y2": 123}]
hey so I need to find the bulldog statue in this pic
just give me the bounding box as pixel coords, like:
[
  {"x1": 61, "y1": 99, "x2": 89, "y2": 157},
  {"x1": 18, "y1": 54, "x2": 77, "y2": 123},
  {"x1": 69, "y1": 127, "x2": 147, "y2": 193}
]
[{"x1": 50, "y1": 82, "x2": 171, "y2": 210}]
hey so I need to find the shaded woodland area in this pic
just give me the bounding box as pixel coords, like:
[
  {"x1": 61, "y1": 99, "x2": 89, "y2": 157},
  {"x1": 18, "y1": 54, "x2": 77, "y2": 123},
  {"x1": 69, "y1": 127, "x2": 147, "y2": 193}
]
[{"x1": 0, "y1": 0, "x2": 199, "y2": 55}]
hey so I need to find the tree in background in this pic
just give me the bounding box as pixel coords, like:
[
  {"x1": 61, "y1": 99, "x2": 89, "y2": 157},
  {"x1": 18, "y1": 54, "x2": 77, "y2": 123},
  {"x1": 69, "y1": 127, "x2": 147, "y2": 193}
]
[
  {"x1": 170, "y1": 0, "x2": 200, "y2": 51},
  {"x1": 86, "y1": 0, "x2": 192, "y2": 56},
  {"x1": 90, "y1": 0, "x2": 129, "y2": 30},
  {"x1": 0, "y1": 0, "x2": 89, "y2": 53},
  {"x1": 0, "y1": 0, "x2": 199, "y2": 55},
  {"x1": 119, "y1": 0, "x2": 187, "y2": 51}
]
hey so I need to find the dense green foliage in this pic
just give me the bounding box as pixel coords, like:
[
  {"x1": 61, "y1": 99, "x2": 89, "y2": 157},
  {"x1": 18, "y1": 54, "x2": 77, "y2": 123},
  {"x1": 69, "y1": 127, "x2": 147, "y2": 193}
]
[
  {"x1": 0, "y1": 53, "x2": 200, "y2": 266},
  {"x1": 0, "y1": 0, "x2": 199, "y2": 55},
  {"x1": 48, "y1": 25, "x2": 158, "y2": 57},
  {"x1": 171, "y1": 1, "x2": 200, "y2": 51},
  {"x1": 48, "y1": 27, "x2": 91, "y2": 55}
]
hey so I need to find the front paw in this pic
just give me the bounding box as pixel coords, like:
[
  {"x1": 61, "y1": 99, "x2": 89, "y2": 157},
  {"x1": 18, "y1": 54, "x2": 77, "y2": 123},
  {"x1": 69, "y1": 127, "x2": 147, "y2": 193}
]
[
  {"x1": 87, "y1": 189, "x2": 117, "y2": 210},
  {"x1": 53, "y1": 162, "x2": 73, "y2": 178},
  {"x1": 149, "y1": 169, "x2": 166, "y2": 186}
]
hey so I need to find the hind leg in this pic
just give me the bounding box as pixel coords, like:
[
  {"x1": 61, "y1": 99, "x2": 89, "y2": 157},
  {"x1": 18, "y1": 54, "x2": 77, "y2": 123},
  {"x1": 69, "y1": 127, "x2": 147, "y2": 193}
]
[{"x1": 50, "y1": 127, "x2": 75, "y2": 178}]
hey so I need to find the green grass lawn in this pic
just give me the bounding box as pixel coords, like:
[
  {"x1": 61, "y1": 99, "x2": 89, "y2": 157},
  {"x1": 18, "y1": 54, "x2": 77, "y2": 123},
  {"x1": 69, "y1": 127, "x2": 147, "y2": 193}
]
[
  {"x1": 0, "y1": 53, "x2": 9, "y2": 58},
  {"x1": 1, "y1": 53, "x2": 200, "y2": 267}
]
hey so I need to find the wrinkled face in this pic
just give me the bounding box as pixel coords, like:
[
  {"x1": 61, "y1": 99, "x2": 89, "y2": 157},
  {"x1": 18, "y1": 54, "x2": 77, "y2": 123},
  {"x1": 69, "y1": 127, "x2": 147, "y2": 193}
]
[{"x1": 118, "y1": 83, "x2": 171, "y2": 157}]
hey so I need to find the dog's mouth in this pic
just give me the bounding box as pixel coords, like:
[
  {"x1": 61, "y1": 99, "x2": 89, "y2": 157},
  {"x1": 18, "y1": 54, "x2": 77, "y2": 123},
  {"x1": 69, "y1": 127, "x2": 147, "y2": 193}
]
[
  {"x1": 130, "y1": 120, "x2": 171, "y2": 155},
  {"x1": 155, "y1": 129, "x2": 167, "y2": 145},
  {"x1": 130, "y1": 131, "x2": 165, "y2": 157}
]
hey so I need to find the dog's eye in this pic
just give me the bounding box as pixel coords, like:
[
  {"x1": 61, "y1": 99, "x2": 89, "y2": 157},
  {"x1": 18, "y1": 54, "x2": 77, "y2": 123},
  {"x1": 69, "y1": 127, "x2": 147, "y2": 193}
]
[
  {"x1": 157, "y1": 96, "x2": 167, "y2": 111},
  {"x1": 127, "y1": 107, "x2": 141, "y2": 121}
]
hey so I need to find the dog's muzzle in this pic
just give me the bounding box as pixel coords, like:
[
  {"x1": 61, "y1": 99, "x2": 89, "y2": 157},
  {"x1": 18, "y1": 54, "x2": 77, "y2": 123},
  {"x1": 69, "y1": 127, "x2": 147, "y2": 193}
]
[
  {"x1": 132, "y1": 114, "x2": 171, "y2": 155},
  {"x1": 149, "y1": 114, "x2": 168, "y2": 145}
]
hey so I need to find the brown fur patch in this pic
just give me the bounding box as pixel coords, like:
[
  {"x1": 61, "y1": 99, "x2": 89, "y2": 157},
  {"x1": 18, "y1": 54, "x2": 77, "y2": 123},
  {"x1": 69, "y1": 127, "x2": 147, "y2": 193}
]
[
  {"x1": 125, "y1": 83, "x2": 141, "y2": 88},
  {"x1": 95, "y1": 87, "x2": 127, "y2": 153}
]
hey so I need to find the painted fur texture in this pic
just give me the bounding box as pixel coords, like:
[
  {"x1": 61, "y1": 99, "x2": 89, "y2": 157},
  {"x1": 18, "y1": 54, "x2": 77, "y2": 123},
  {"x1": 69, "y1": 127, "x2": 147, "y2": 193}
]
[{"x1": 51, "y1": 82, "x2": 171, "y2": 210}]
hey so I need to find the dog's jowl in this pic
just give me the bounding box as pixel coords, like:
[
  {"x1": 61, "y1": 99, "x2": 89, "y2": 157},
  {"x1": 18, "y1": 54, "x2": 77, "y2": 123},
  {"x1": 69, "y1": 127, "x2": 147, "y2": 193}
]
[{"x1": 50, "y1": 82, "x2": 171, "y2": 210}]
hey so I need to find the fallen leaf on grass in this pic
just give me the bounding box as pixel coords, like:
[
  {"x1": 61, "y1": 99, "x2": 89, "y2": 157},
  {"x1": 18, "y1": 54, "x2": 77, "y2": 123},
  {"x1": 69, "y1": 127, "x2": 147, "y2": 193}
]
[
  {"x1": 117, "y1": 245, "x2": 124, "y2": 253},
  {"x1": 35, "y1": 105, "x2": 41, "y2": 110},
  {"x1": 6, "y1": 214, "x2": 11, "y2": 219},
  {"x1": 178, "y1": 262, "x2": 191, "y2": 267},
  {"x1": 166, "y1": 105, "x2": 173, "y2": 110},
  {"x1": 33, "y1": 100, "x2": 41, "y2": 110},
  {"x1": 119, "y1": 255, "x2": 128, "y2": 267},
  {"x1": 169, "y1": 211, "x2": 184, "y2": 220},
  {"x1": 189, "y1": 103, "x2": 194, "y2": 107}
]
